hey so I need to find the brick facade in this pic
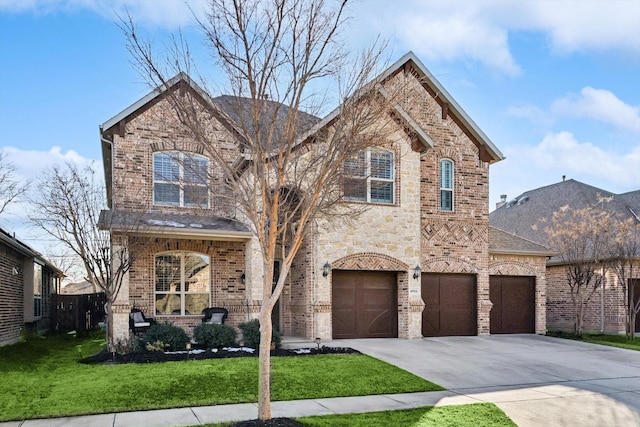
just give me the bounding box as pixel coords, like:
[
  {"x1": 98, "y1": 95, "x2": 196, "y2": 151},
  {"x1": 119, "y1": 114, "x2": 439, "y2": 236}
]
[
  {"x1": 102, "y1": 54, "x2": 542, "y2": 345},
  {"x1": 0, "y1": 246, "x2": 25, "y2": 346}
]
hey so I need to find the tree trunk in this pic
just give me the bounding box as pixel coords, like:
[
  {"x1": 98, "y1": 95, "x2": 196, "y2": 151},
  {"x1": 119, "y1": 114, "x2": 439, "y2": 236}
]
[{"x1": 257, "y1": 311, "x2": 273, "y2": 420}]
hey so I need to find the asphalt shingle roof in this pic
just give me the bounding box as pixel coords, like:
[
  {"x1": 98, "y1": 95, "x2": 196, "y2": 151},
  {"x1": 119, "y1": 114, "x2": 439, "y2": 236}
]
[{"x1": 489, "y1": 226, "x2": 554, "y2": 256}]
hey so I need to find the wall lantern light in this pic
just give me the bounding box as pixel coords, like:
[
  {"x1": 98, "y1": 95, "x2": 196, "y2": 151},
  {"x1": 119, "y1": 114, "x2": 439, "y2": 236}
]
[
  {"x1": 322, "y1": 262, "x2": 331, "y2": 278},
  {"x1": 241, "y1": 273, "x2": 246, "y2": 284},
  {"x1": 413, "y1": 265, "x2": 421, "y2": 280}
]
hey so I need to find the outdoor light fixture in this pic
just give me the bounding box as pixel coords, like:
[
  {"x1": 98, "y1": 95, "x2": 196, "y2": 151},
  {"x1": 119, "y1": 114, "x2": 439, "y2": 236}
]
[
  {"x1": 413, "y1": 265, "x2": 421, "y2": 280},
  {"x1": 322, "y1": 262, "x2": 331, "y2": 278},
  {"x1": 315, "y1": 337, "x2": 321, "y2": 350},
  {"x1": 240, "y1": 273, "x2": 246, "y2": 284}
]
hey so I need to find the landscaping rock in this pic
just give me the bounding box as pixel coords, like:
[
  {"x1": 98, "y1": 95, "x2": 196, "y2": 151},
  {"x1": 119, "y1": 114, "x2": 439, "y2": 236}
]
[{"x1": 233, "y1": 417, "x2": 302, "y2": 427}]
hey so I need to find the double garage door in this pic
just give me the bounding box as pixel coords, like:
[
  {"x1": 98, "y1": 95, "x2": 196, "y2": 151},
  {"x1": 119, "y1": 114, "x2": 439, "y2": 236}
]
[
  {"x1": 421, "y1": 274, "x2": 536, "y2": 336},
  {"x1": 332, "y1": 270, "x2": 398, "y2": 339}
]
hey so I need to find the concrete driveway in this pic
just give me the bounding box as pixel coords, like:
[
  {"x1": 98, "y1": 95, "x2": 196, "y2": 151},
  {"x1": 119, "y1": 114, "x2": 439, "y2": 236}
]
[{"x1": 333, "y1": 335, "x2": 640, "y2": 427}]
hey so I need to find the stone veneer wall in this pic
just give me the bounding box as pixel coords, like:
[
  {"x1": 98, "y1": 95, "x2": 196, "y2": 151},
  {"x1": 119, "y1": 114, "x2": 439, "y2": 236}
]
[
  {"x1": 489, "y1": 254, "x2": 548, "y2": 334},
  {"x1": 546, "y1": 264, "x2": 628, "y2": 334},
  {"x1": 314, "y1": 123, "x2": 423, "y2": 340},
  {"x1": 0, "y1": 246, "x2": 25, "y2": 346}
]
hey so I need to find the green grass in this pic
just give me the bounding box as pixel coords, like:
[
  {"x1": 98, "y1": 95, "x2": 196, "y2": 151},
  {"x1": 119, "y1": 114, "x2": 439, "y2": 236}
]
[
  {"x1": 549, "y1": 331, "x2": 640, "y2": 351},
  {"x1": 581, "y1": 334, "x2": 640, "y2": 351},
  {"x1": 205, "y1": 403, "x2": 516, "y2": 427},
  {"x1": 0, "y1": 331, "x2": 442, "y2": 422}
]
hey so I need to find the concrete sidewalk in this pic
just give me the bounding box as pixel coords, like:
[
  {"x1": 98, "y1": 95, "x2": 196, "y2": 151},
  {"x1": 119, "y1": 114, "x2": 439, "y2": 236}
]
[{"x1": 3, "y1": 335, "x2": 640, "y2": 426}]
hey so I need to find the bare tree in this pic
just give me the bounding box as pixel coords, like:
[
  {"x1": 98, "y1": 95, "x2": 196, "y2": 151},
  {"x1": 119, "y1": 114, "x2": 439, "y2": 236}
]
[
  {"x1": 0, "y1": 149, "x2": 29, "y2": 216},
  {"x1": 122, "y1": 0, "x2": 398, "y2": 419},
  {"x1": 28, "y1": 162, "x2": 138, "y2": 350},
  {"x1": 610, "y1": 215, "x2": 640, "y2": 338},
  {"x1": 546, "y1": 206, "x2": 613, "y2": 336}
]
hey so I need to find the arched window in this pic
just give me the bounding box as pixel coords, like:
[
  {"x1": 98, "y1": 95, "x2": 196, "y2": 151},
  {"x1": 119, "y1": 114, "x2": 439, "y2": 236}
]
[
  {"x1": 343, "y1": 148, "x2": 394, "y2": 204},
  {"x1": 440, "y1": 159, "x2": 454, "y2": 211},
  {"x1": 154, "y1": 252, "x2": 210, "y2": 316},
  {"x1": 153, "y1": 152, "x2": 209, "y2": 207}
]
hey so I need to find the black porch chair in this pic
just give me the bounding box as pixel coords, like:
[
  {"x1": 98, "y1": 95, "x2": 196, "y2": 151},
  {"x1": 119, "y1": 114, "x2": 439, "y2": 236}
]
[
  {"x1": 129, "y1": 308, "x2": 156, "y2": 335},
  {"x1": 202, "y1": 307, "x2": 228, "y2": 324}
]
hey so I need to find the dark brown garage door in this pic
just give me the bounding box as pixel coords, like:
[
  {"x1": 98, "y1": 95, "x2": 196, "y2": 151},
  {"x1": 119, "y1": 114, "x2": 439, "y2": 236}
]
[
  {"x1": 422, "y1": 274, "x2": 477, "y2": 336},
  {"x1": 332, "y1": 270, "x2": 398, "y2": 339},
  {"x1": 490, "y1": 276, "x2": 535, "y2": 334}
]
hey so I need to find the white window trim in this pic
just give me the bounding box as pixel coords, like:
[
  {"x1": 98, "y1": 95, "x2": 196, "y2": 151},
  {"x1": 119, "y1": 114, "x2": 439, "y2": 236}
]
[
  {"x1": 343, "y1": 148, "x2": 395, "y2": 204},
  {"x1": 153, "y1": 151, "x2": 210, "y2": 208},
  {"x1": 154, "y1": 251, "x2": 211, "y2": 316},
  {"x1": 440, "y1": 158, "x2": 454, "y2": 212}
]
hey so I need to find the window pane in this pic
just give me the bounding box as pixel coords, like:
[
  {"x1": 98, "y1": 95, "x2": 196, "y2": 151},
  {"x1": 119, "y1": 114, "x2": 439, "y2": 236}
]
[
  {"x1": 371, "y1": 180, "x2": 393, "y2": 204},
  {"x1": 184, "y1": 155, "x2": 208, "y2": 184},
  {"x1": 155, "y1": 254, "x2": 181, "y2": 292},
  {"x1": 184, "y1": 254, "x2": 210, "y2": 293},
  {"x1": 154, "y1": 153, "x2": 179, "y2": 182},
  {"x1": 441, "y1": 189, "x2": 453, "y2": 211},
  {"x1": 183, "y1": 185, "x2": 208, "y2": 208},
  {"x1": 343, "y1": 177, "x2": 367, "y2": 201},
  {"x1": 344, "y1": 151, "x2": 366, "y2": 177},
  {"x1": 440, "y1": 160, "x2": 453, "y2": 189},
  {"x1": 154, "y1": 183, "x2": 180, "y2": 206},
  {"x1": 185, "y1": 294, "x2": 209, "y2": 315},
  {"x1": 371, "y1": 150, "x2": 393, "y2": 179},
  {"x1": 155, "y1": 293, "x2": 181, "y2": 315}
]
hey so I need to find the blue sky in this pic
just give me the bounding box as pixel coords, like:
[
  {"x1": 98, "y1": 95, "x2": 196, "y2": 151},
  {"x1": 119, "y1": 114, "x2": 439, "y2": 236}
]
[{"x1": 1, "y1": 0, "x2": 639, "y2": 259}]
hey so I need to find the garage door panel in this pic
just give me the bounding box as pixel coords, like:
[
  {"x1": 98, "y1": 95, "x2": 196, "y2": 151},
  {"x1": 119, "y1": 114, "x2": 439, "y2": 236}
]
[
  {"x1": 332, "y1": 271, "x2": 398, "y2": 339},
  {"x1": 490, "y1": 276, "x2": 535, "y2": 334},
  {"x1": 422, "y1": 274, "x2": 476, "y2": 337}
]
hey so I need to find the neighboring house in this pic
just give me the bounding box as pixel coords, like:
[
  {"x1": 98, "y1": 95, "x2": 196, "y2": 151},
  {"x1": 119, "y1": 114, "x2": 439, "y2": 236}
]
[
  {"x1": 99, "y1": 51, "x2": 549, "y2": 345},
  {"x1": 490, "y1": 178, "x2": 640, "y2": 334},
  {"x1": 0, "y1": 227, "x2": 64, "y2": 346},
  {"x1": 62, "y1": 280, "x2": 100, "y2": 295}
]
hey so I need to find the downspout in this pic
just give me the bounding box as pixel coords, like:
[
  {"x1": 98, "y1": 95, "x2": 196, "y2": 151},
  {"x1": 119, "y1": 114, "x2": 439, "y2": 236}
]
[{"x1": 601, "y1": 267, "x2": 605, "y2": 334}]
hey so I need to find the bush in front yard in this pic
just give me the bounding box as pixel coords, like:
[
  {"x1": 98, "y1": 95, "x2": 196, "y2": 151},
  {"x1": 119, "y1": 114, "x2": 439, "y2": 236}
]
[
  {"x1": 193, "y1": 323, "x2": 237, "y2": 348},
  {"x1": 141, "y1": 322, "x2": 190, "y2": 351},
  {"x1": 239, "y1": 319, "x2": 281, "y2": 349}
]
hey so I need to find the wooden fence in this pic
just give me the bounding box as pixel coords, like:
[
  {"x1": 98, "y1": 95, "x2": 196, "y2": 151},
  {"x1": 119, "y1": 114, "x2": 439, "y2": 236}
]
[{"x1": 51, "y1": 293, "x2": 106, "y2": 332}]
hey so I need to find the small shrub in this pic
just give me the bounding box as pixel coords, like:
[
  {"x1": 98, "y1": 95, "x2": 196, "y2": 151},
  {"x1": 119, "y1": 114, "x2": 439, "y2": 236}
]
[
  {"x1": 239, "y1": 319, "x2": 281, "y2": 349},
  {"x1": 142, "y1": 322, "x2": 189, "y2": 351},
  {"x1": 193, "y1": 323, "x2": 237, "y2": 348},
  {"x1": 145, "y1": 340, "x2": 169, "y2": 352}
]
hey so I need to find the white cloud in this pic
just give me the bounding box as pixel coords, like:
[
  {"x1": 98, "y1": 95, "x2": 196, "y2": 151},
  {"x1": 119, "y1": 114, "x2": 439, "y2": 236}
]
[
  {"x1": 351, "y1": 0, "x2": 640, "y2": 76},
  {"x1": 552, "y1": 87, "x2": 640, "y2": 135},
  {"x1": 506, "y1": 104, "x2": 554, "y2": 128}
]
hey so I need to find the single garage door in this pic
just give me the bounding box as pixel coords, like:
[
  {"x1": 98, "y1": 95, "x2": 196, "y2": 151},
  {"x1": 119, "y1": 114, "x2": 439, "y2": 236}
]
[
  {"x1": 422, "y1": 274, "x2": 477, "y2": 336},
  {"x1": 332, "y1": 270, "x2": 398, "y2": 339},
  {"x1": 490, "y1": 276, "x2": 535, "y2": 334}
]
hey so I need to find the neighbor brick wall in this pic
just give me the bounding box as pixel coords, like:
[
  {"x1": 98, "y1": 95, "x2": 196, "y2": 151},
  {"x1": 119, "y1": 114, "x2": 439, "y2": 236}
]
[
  {"x1": 546, "y1": 264, "x2": 628, "y2": 334},
  {"x1": 0, "y1": 245, "x2": 25, "y2": 346}
]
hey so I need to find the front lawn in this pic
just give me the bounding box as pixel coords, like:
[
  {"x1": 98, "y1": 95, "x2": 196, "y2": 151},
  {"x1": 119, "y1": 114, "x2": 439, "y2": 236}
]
[
  {"x1": 582, "y1": 334, "x2": 640, "y2": 351},
  {"x1": 550, "y1": 331, "x2": 640, "y2": 351},
  {"x1": 206, "y1": 403, "x2": 516, "y2": 427},
  {"x1": 0, "y1": 332, "x2": 442, "y2": 421}
]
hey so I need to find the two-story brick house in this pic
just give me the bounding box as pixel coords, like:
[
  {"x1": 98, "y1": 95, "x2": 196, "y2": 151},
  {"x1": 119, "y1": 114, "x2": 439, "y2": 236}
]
[{"x1": 100, "y1": 52, "x2": 548, "y2": 346}]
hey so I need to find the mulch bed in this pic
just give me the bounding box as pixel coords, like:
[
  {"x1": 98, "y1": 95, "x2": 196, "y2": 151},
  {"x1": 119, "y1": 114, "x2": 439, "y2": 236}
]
[
  {"x1": 80, "y1": 346, "x2": 360, "y2": 364},
  {"x1": 233, "y1": 418, "x2": 303, "y2": 427}
]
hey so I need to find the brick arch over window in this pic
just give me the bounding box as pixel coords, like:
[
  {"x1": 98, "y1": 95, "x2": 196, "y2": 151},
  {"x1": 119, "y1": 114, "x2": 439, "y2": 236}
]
[
  {"x1": 426, "y1": 146, "x2": 462, "y2": 163},
  {"x1": 422, "y1": 256, "x2": 479, "y2": 274},
  {"x1": 489, "y1": 260, "x2": 536, "y2": 276},
  {"x1": 331, "y1": 253, "x2": 409, "y2": 271},
  {"x1": 150, "y1": 141, "x2": 205, "y2": 155}
]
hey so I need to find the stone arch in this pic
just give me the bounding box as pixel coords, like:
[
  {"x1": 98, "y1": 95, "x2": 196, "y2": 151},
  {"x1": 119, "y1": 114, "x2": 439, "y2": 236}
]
[
  {"x1": 331, "y1": 253, "x2": 409, "y2": 271},
  {"x1": 489, "y1": 260, "x2": 537, "y2": 276},
  {"x1": 422, "y1": 256, "x2": 479, "y2": 274}
]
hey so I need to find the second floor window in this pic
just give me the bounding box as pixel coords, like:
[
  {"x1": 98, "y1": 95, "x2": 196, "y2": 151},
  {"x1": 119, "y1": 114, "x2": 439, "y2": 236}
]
[
  {"x1": 440, "y1": 159, "x2": 454, "y2": 211},
  {"x1": 153, "y1": 152, "x2": 209, "y2": 208},
  {"x1": 343, "y1": 148, "x2": 394, "y2": 204}
]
